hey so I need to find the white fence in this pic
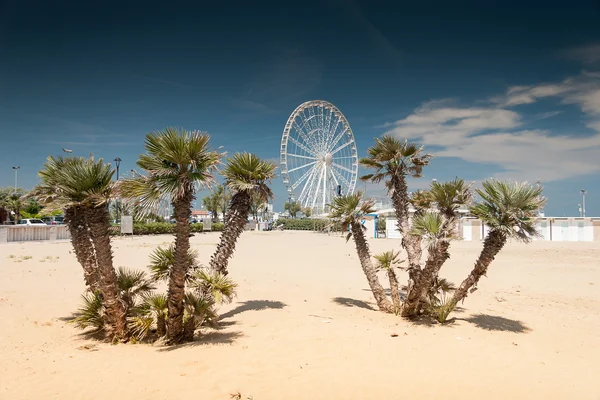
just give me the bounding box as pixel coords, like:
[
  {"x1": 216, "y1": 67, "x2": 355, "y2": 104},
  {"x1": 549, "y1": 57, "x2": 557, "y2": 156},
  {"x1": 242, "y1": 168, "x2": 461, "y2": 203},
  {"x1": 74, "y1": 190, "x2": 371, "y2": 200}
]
[
  {"x1": 460, "y1": 217, "x2": 597, "y2": 242},
  {"x1": 385, "y1": 217, "x2": 599, "y2": 242},
  {"x1": 0, "y1": 225, "x2": 71, "y2": 243}
]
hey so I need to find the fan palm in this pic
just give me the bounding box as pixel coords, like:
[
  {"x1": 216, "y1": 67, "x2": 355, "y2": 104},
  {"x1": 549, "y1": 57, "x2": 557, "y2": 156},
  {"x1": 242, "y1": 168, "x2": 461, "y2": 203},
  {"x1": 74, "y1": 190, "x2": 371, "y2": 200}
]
[
  {"x1": 429, "y1": 178, "x2": 473, "y2": 220},
  {"x1": 360, "y1": 135, "x2": 432, "y2": 284},
  {"x1": 374, "y1": 250, "x2": 404, "y2": 309},
  {"x1": 329, "y1": 193, "x2": 394, "y2": 313},
  {"x1": 209, "y1": 153, "x2": 276, "y2": 276},
  {"x1": 118, "y1": 127, "x2": 221, "y2": 344},
  {"x1": 449, "y1": 180, "x2": 546, "y2": 310},
  {"x1": 32, "y1": 155, "x2": 129, "y2": 340}
]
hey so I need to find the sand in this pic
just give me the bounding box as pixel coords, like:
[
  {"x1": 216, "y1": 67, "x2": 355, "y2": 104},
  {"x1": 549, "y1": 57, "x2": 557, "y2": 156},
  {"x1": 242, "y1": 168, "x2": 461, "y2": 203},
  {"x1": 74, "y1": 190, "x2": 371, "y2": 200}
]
[{"x1": 1, "y1": 231, "x2": 599, "y2": 399}]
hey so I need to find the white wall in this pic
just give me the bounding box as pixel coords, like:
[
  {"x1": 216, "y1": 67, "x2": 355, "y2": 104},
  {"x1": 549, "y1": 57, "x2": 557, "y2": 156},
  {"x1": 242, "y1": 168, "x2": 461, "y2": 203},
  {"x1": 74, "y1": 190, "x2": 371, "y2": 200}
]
[
  {"x1": 0, "y1": 226, "x2": 71, "y2": 243},
  {"x1": 386, "y1": 219, "x2": 401, "y2": 239},
  {"x1": 461, "y1": 219, "x2": 472, "y2": 241}
]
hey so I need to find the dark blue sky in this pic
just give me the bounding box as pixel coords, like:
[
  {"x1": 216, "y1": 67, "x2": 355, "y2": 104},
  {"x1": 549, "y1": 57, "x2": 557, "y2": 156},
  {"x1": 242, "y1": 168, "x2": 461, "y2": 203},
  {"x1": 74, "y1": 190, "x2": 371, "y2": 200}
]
[{"x1": 1, "y1": 0, "x2": 599, "y2": 215}]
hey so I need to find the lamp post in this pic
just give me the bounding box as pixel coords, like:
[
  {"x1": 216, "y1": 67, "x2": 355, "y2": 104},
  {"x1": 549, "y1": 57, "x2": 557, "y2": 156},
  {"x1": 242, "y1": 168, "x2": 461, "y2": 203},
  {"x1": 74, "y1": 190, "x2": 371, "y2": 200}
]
[
  {"x1": 12, "y1": 166, "x2": 20, "y2": 192},
  {"x1": 114, "y1": 157, "x2": 122, "y2": 223},
  {"x1": 581, "y1": 189, "x2": 587, "y2": 218}
]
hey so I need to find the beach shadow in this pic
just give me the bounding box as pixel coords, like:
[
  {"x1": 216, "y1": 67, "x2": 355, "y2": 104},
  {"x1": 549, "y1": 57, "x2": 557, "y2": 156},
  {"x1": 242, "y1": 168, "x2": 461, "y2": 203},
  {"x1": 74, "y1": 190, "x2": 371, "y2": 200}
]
[
  {"x1": 157, "y1": 331, "x2": 243, "y2": 352},
  {"x1": 463, "y1": 313, "x2": 531, "y2": 333},
  {"x1": 332, "y1": 297, "x2": 376, "y2": 311},
  {"x1": 220, "y1": 300, "x2": 287, "y2": 320}
]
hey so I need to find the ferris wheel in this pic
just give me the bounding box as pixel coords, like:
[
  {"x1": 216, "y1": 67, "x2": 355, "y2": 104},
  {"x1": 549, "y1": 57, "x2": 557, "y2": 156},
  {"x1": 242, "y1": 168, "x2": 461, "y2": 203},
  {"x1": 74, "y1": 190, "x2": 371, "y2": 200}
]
[{"x1": 280, "y1": 100, "x2": 358, "y2": 215}]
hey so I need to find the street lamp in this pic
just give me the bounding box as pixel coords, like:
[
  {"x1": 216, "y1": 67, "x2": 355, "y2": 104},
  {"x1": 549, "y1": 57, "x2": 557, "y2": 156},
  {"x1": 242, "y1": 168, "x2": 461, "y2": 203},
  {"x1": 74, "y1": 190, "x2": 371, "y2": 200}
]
[
  {"x1": 581, "y1": 189, "x2": 587, "y2": 218},
  {"x1": 12, "y1": 166, "x2": 20, "y2": 192},
  {"x1": 114, "y1": 158, "x2": 122, "y2": 223}
]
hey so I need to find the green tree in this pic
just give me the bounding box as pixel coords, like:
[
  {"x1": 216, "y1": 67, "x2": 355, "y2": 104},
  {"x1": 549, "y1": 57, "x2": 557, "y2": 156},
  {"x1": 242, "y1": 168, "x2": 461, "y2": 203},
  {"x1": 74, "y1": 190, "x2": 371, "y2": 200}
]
[
  {"x1": 329, "y1": 193, "x2": 394, "y2": 313},
  {"x1": 249, "y1": 191, "x2": 267, "y2": 221},
  {"x1": 203, "y1": 192, "x2": 221, "y2": 222},
  {"x1": 284, "y1": 201, "x2": 302, "y2": 218},
  {"x1": 118, "y1": 128, "x2": 220, "y2": 344},
  {"x1": 210, "y1": 153, "x2": 276, "y2": 276}
]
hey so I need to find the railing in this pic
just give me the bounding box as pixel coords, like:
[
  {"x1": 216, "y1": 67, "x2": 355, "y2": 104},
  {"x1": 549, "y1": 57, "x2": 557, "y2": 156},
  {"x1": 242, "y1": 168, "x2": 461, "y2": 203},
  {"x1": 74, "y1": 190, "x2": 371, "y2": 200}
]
[{"x1": 0, "y1": 225, "x2": 71, "y2": 243}]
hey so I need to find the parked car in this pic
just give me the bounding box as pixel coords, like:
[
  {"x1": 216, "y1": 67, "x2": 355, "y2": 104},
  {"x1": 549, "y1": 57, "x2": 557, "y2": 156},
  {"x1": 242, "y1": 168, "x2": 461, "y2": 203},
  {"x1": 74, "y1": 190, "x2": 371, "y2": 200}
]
[
  {"x1": 18, "y1": 219, "x2": 47, "y2": 226},
  {"x1": 41, "y1": 216, "x2": 64, "y2": 225}
]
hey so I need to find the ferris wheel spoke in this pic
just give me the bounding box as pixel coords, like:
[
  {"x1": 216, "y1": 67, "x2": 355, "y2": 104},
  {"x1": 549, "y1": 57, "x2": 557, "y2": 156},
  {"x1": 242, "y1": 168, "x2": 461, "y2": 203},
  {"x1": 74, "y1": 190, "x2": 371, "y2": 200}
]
[
  {"x1": 330, "y1": 167, "x2": 340, "y2": 187},
  {"x1": 291, "y1": 162, "x2": 317, "y2": 191},
  {"x1": 312, "y1": 164, "x2": 324, "y2": 208},
  {"x1": 298, "y1": 164, "x2": 321, "y2": 205},
  {"x1": 292, "y1": 120, "x2": 317, "y2": 150},
  {"x1": 333, "y1": 155, "x2": 356, "y2": 160},
  {"x1": 332, "y1": 162, "x2": 356, "y2": 175},
  {"x1": 331, "y1": 166, "x2": 352, "y2": 189},
  {"x1": 288, "y1": 136, "x2": 317, "y2": 156},
  {"x1": 287, "y1": 160, "x2": 317, "y2": 174},
  {"x1": 326, "y1": 126, "x2": 349, "y2": 151},
  {"x1": 330, "y1": 140, "x2": 353, "y2": 155},
  {"x1": 287, "y1": 153, "x2": 317, "y2": 160}
]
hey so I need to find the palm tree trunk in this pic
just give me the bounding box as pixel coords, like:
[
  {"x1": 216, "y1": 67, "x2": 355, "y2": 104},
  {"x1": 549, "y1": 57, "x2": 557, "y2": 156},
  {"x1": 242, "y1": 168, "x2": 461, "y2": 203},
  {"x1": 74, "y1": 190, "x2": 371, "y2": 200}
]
[
  {"x1": 449, "y1": 230, "x2": 507, "y2": 309},
  {"x1": 402, "y1": 240, "x2": 450, "y2": 317},
  {"x1": 387, "y1": 268, "x2": 402, "y2": 310},
  {"x1": 64, "y1": 206, "x2": 100, "y2": 292},
  {"x1": 209, "y1": 191, "x2": 251, "y2": 276},
  {"x1": 86, "y1": 206, "x2": 129, "y2": 341},
  {"x1": 166, "y1": 194, "x2": 193, "y2": 344},
  {"x1": 350, "y1": 222, "x2": 394, "y2": 313},
  {"x1": 390, "y1": 175, "x2": 423, "y2": 299},
  {"x1": 183, "y1": 318, "x2": 196, "y2": 342},
  {"x1": 156, "y1": 315, "x2": 167, "y2": 337}
]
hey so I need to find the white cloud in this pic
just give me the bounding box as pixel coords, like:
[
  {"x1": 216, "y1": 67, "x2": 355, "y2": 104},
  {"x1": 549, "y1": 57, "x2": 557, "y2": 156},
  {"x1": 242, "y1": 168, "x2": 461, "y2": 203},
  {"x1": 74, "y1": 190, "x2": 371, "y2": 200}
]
[
  {"x1": 383, "y1": 71, "x2": 600, "y2": 182},
  {"x1": 567, "y1": 42, "x2": 600, "y2": 65}
]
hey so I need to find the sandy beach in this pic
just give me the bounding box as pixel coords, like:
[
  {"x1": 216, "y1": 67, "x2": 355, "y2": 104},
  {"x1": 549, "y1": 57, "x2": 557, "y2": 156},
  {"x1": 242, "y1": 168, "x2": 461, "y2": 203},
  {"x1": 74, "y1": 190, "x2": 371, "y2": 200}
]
[{"x1": 1, "y1": 231, "x2": 599, "y2": 399}]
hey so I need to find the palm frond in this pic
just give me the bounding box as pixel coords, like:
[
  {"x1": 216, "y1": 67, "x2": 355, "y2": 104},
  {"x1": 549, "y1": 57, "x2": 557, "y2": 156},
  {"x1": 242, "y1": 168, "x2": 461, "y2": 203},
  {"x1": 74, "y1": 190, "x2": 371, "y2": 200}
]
[
  {"x1": 470, "y1": 180, "x2": 546, "y2": 242},
  {"x1": 32, "y1": 155, "x2": 115, "y2": 212},
  {"x1": 374, "y1": 250, "x2": 404, "y2": 271},
  {"x1": 222, "y1": 153, "x2": 277, "y2": 199},
  {"x1": 410, "y1": 211, "x2": 455, "y2": 250},
  {"x1": 117, "y1": 267, "x2": 155, "y2": 304},
  {"x1": 71, "y1": 292, "x2": 104, "y2": 331},
  {"x1": 189, "y1": 269, "x2": 238, "y2": 304},
  {"x1": 429, "y1": 178, "x2": 473, "y2": 216},
  {"x1": 147, "y1": 245, "x2": 199, "y2": 282},
  {"x1": 128, "y1": 315, "x2": 154, "y2": 341}
]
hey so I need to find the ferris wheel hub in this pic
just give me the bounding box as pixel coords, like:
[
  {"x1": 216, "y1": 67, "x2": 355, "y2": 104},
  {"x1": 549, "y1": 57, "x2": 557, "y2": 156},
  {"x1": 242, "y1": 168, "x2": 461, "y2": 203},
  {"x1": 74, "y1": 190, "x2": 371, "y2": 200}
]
[{"x1": 323, "y1": 153, "x2": 333, "y2": 166}]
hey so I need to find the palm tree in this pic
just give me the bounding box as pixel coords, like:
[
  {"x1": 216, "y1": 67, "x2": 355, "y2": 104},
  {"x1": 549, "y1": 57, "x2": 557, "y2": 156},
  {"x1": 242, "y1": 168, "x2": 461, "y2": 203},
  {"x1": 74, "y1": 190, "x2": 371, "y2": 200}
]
[
  {"x1": 360, "y1": 135, "x2": 432, "y2": 281},
  {"x1": 209, "y1": 153, "x2": 276, "y2": 276},
  {"x1": 374, "y1": 250, "x2": 403, "y2": 310},
  {"x1": 118, "y1": 128, "x2": 220, "y2": 344},
  {"x1": 449, "y1": 180, "x2": 546, "y2": 310},
  {"x1": 329, "y1": 193, "x2": 394, "y2": 313},
  {"x1": 32, "y1": 156, "x2": 129, "y2": 339}
]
